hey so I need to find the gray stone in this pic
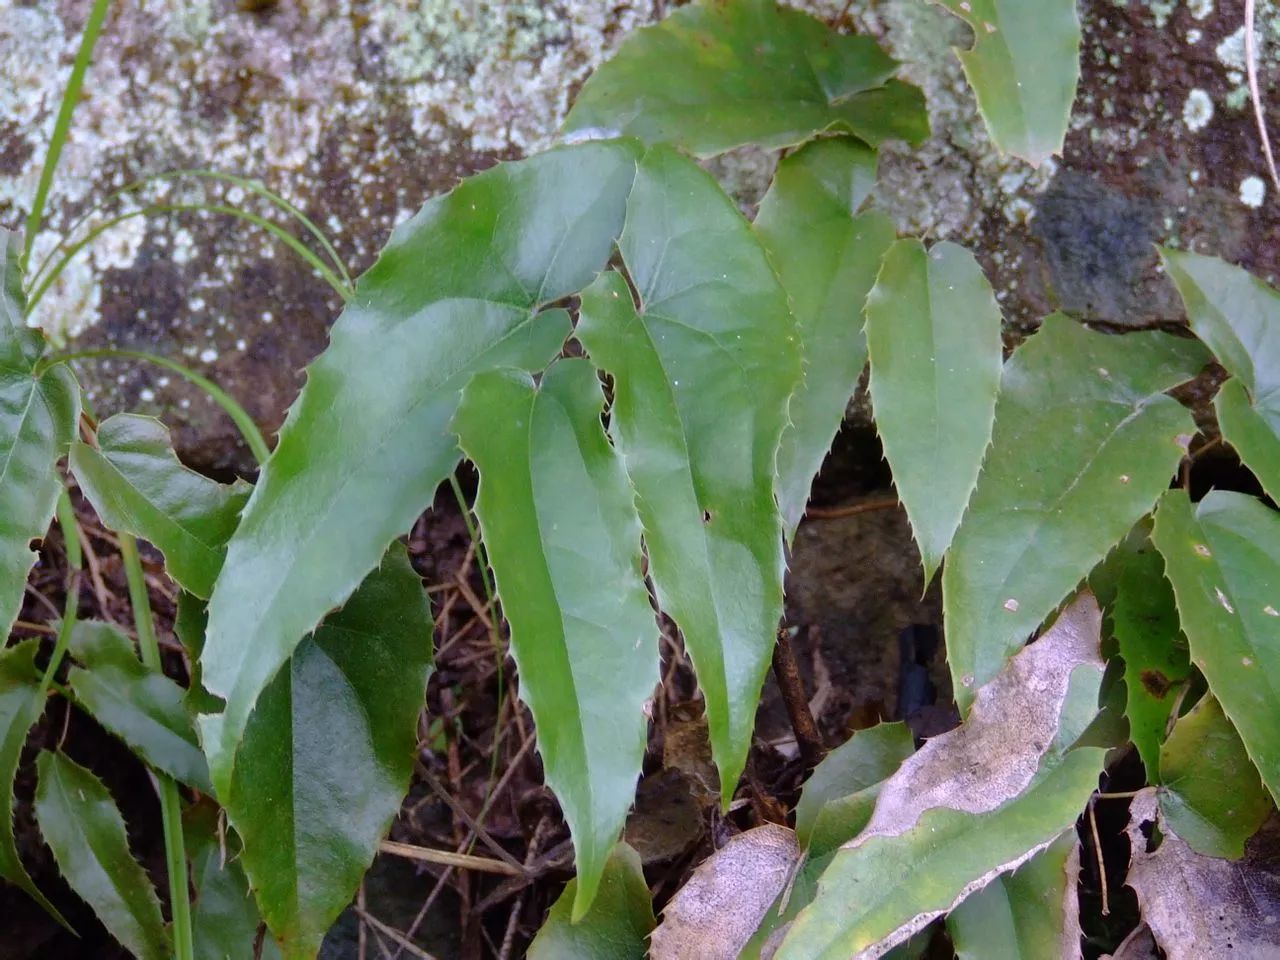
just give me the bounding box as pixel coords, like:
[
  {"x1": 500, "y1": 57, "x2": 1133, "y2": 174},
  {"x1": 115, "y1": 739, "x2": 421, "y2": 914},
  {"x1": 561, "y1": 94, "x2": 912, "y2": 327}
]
[{"x1": 3, "y1": 0, "x2": 1277, "y2": 471}]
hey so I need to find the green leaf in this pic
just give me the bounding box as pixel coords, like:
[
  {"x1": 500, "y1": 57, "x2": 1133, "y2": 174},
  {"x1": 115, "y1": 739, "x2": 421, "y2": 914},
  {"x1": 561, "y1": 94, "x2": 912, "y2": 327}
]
[
  {"x1": 63, "y1": 619, "x2": 210, "y2": 793},
  {"x1": 933, "y1": 0, "x2": 1082, "y2": 166},
  {"x1": 34, "y1": 751, "x2": 170, "y2": 960},
  {"x1": 528, "y1": 843, "x2": 655, "y2": 960},
  {"x1": 776, "y1": 593, "x2": 1106, "y2": 959},
  {"x1": 1152, "y1": 489, "x2": 1280, "y2": 805},
  {"x1": 185, "y1": 804, "x2": 281, "y2": 960},
  {"x1": 943, "y1": 315, "x2": 1207, "y2": 711},
  {"x1": 947, "y1": 833, "x2": 1082, "y2": 960},
  {"x1": 1107, "y1": 541, "x2": 1191, "y2": 778},
  {"x1": 0, "y1": 639, "x2": 67, "y2": 924},
  {"x1": 199, "y1": 140, "x2": 639, "y2": 801},
  {"x1": 224, "y1": 543, "x2": 432, "y2": 959},
  {"x1": 563, "y1": 0, "x2": 928, "y2": 157},
  {"x1": 70, "y1": 414, "x2": 250, "y2": 599},
  {"x1": 753, "y1": 137, "x2": 897, "y2": 536},
  {"x1": 864, "y1": 240, "x2": 1003, "y2": 582},
  {"x1": 1159, "y1": 248, "x2": 1280, "y2": 502},
  {"x1": 1158, "y1": 693, "x2": 1272, "y2": 860},
  {"x1": 794, "y1": 721, "x2": 915, "y2": 848},
  {"x1": 577, "y1": 144, "x2": 801, "y2": 798},
  {"x1": 454, "y1": 360, "x2": 657, "y2": 918},
  {"x1": 0, "y1": 231, "x2": 80, "y2": 640}
]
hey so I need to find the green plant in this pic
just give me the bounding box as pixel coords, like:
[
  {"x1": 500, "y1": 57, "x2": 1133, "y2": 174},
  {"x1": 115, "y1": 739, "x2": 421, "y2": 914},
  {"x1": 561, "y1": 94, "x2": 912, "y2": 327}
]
[{"x1": 2, "y1": 0, "x2": 1278, "y2": 958}]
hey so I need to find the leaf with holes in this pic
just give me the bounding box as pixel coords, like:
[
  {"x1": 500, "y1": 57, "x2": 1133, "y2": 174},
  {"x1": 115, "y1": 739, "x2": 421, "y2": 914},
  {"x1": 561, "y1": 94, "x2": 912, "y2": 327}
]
[
  {"x1": 563, "y1": 0, "x2": 928, "y2": 156},
  {"x1": 1160, "y1": 248, "x2": 1280, "y2": 502},
  {"x1": 199, "y1": 140, "x2": 640, "y2": 802},
  {"x1": 943, "y1": 315, "x2": 1207, "y2": 711},
  {"x1": 577, "y1": 144, "x2": 801, "y2": 800},
  {"x1": 864, "y1": 240, "x2": 1003, "y2": 582},
  {"x1": 754, "y1": 137, "x2": 897, "y2": 536},
  {"x1": 528, "y1": 843, "x2": 655, "y2": 960},
  {"x1": 65, "y1": 619, "x2": 210, "y2": 792},
  {"x1": 0, "y1": 639, "x2": 66, "y2": 924},
  {"x1": 776, "y1": 593, "x2": 1106, "y2": 959},
  {"x1": 70, "y1": 414, "x2": 250, "y2": 599},
  {"x1": 0, "y1": 230, "x2": 80, "y2": 640},
  {"x1": 224, "y1": 543, "x2": 433, "y2": 959},
  {"x1": 1158, "y1": 693, "x2": 1272, "y2": 860},
  {"x1": 933, "y1": 0, "x2": 1081, "y2": 166},
  {"x1": 947, "y1": 833, "x2": 1083, "y2": 960},
  {"x1": 1152, "y1": 489, "x2": 1280, "y2": 805},
  {"x1": 454, "y1": 360, "x2": 658, "y2": 918},
  {"x1": 34, "y1": 751, "x2": 170, "y2": 960}
]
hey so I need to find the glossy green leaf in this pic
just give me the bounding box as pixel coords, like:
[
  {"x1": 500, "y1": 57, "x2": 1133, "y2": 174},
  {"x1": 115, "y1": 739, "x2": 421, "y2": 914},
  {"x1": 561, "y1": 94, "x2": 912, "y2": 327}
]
[
  {"x1": 577, "y1": 144, "x2": 801, "y2": 798},
  {"x1": 200, "y1": 140, "x2": 640, "y2": 800},
  {"x1": 1152, "y1": 490, "x2": 1280, "y2": 805},
  {"x1": 224, "y1": 543, "x2": 432, "y2": 959},
  {"x1": 943, "y1": 315, "x2": 1208, "y2": 711},
  {"x1": 777, "y1": 593, "x2": 1106, "y2": 959},
  {"x1": 185, "y1": 804, "x2": 281, "y2": 960},
  {"x1": 947, "y1": 833, "x2": 1082, "y2": 960},
  {"x1": 70, "y1": 414, "x2": 250, "y2": 599},
  {"x1": 563, "y1": 0, "x2": 928, "y2": 157},
  {"x1": 454, "y1": 360, "x2": 657, "y2": 918},
  {"x1": 934, "y1": 0, "x2": 1081, "y2": 166},
  {"x1": 864, "y1": 240, "x2": 1003, "y2": 582},
  {"x1": 794, "y1": 721, "x2": 914, "y2": 848},
  {"x1": 0, "y1": 230, "x2": 80, "y2": 639},
  {"x1": 1107, "y1": 541, "x2": 1190, "y2": 778},
  {"x1": 754, "y1": 137, "x2": 897, "y2": 536},
  {"x1": 0, "y1": 639, "x2": 66, "y2": 923},
  {"x1": 34, "y1": 751, "x2": 169, "y2": 960},
  {"x1": 528, "y1": 843, "x2": 654, "y2": 960},
  {"x1": 1160, "y1": 248, "x2": 1280, "y2": 502},
  {"x1": 64, "y1": 619, "x2": 210, "y2": 792},
  {"x1": 1158, "y1": 693, "x2": 1272, "y2": 860}
]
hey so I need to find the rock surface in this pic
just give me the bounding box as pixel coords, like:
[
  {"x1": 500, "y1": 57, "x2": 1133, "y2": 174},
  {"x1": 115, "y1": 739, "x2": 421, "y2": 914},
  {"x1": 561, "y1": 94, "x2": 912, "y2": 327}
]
[{"x1": 2, "y1": 0, "x2": 1277, "y2": 473}]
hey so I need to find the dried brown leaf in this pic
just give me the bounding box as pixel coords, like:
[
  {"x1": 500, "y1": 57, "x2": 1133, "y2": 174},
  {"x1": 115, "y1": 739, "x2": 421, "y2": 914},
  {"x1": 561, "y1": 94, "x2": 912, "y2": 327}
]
[
  {"x1": 860, "y1": 593, "x2": 1104, "y2": 843},
  {"x1": 1124, "y1": 789, "x2": 1280, "y2": 960},
  {"x1": 649, "y1": 824, "x2": 800, "y2": 960}
]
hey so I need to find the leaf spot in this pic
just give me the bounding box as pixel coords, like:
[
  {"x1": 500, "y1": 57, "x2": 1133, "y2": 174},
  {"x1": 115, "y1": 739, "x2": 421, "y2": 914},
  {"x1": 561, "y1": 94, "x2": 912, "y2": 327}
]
[
  {"x1": 701, "y1": 509, "x2": 713, "y2": 525},
  {"x1": 1243, "y1": 656, "x2": 1254, "y2": 667},
  {"x1": 1194, "y1": 543, "x2": 1212, "y2": 557},
  {"x1": 1097, "y1": 367, "x2": 1110, "y2": 377},
  {"x1": 1003, "y1": 597, "x2": 1019, "y2": 612},
  {"x1": 1265, "y1": 605, "x2": 1279, "y2": 617},
  {"x1": 960, "y1": 673, "x2": 975, "y2": 687},
  {"x1": 1215, "y1": 587, "x2": 1235, "y2": 614},
  {"x1": 1140, "y1": 669, "x2": 1173, "y2": 698},
  {"x1": 1175, "y1": 433, "x2": 1193, "y2": 451},
  {"x1": 984, "y1": 21, "x2": 997, "y2": 33},
  {"x1": 1119, "y1": 474, "x2": 1131, "y2": 484}
]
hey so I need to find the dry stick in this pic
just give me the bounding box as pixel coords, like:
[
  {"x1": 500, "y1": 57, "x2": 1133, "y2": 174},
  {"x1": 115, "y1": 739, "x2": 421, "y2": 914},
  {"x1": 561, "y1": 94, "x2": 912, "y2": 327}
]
[
  {"x1": 352, "y1": 907, "x2": 441, "y2": 960},
  {"x1": 13, "y1": 619, "x2": 56, "y2": 635},
  {"x1": 379, "y1": 840, "x2": 524, "y2": 877},
  {"x1": 358, "y1": 882, "x2": 368, "y2": 960},
  {"x1": 498, "y1": 817, "x2": 551, "y2": 960},
  {"x1": 1246, "y1": 0, "x2": 1280, "y2": 195},
  {"x1": 804, "y1": 496, "x2": 900, "y2": 521},
  {"x1": 772, "y1": 628, "x2": 827, "y2": 767},
  {"x1": 1088, "y1": 797, "x2": 1110, "y2": 917}
]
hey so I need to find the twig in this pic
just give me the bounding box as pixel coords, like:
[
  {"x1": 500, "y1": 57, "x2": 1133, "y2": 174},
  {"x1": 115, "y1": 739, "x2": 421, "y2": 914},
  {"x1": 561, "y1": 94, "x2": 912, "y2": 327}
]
[
  {"x1": 378, "y1": 840, "x2": 524, "y2": 877},
  {"x1": 13, "y1": 620, "x2": 56, "y2": 635},
  {"x1": 804, "y1": 497, "x2": 900, "y2": 521},
  {"x1": 1088, "y1": 798, "x2": 1110, "y2": 917},
  {"x1": 499, "y1": 817, "x2": 550, "y2": 960},
  {"x1": 352, "y1": 907, "x2": 440, "y2": 960},
  {"x1": 772, "y1": 628, "x2": 826, "y2": 767},
  {"x1": 1246, "y1": 0, "x2": 1280, "y2": 195}
]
